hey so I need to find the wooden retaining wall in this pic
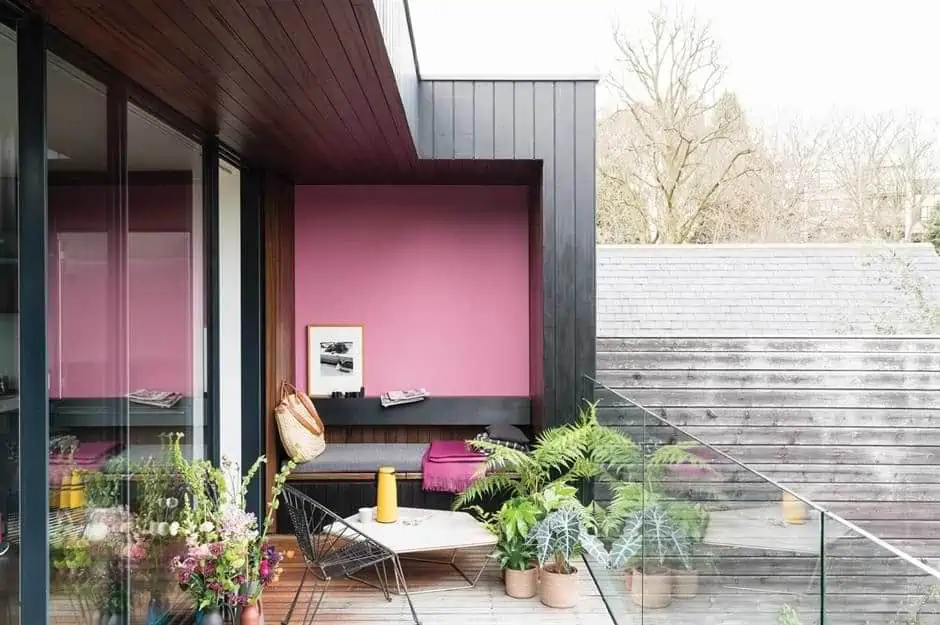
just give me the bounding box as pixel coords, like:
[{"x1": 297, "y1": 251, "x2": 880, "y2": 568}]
[{"x1": 595, "y1": 336, "x2": 940, "y2": 556}]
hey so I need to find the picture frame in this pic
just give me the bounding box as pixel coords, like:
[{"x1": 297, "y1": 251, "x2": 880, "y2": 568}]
[{"x1": 307, "y1": 324, "x2": 364, "y2": 396}]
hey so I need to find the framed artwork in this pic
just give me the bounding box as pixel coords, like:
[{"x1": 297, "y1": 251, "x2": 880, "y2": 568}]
[{"x1": 307, "y1": 324, "x2": 364, "y2": 396}]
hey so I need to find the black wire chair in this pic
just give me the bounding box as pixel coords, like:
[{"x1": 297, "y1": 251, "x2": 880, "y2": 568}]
[{"x1": 280, "y1": 485, "x2": 421, "y2": 625}]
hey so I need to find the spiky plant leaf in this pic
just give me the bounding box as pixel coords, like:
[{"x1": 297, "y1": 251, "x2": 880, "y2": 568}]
[
  {"x1": 607, "y1": 505, "x2": 693, "y2": 571},
  {"x1": 608, "y1": 511, "x2": 645, "y2": 569},
  {"x1": 579, "y1": 531, "x2": 609, "y2": 567}
]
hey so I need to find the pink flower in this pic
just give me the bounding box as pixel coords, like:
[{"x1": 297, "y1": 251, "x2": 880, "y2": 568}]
[
  {"x1": 209, "y1": 542, "x2": 224, "y2": 557},
  {"x1": 259, "y1": 560, "x2": 271, "y2": 578}
]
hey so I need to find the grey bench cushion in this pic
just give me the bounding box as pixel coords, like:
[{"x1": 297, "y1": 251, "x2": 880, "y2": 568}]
[{"x1": 294, "y1": 443, "x2": 429, "y2": 474}]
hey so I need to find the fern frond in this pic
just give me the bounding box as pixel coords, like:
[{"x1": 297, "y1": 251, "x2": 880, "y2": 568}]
[
  {"x1": 452, "y1": 473, "x2": 523, "y2": 510},
  {"x1": 589, "y1": 426, "x2": 643, "y2": 478}
]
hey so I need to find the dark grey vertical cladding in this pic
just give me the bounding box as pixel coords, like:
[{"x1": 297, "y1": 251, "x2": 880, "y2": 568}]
[
  {"x1": 573, "y1": 82, "x2": 597, "y2": 406},
  {"x1": 372, "y1": 0, "x2": 420, "y2": 142},
  {"x1": 452, "y1": 81, "x2": 474, "y2": 158},
  {"x1": 432, "y1": 81, "x2": 454, "y2": 158},
  {"x1": 415, "y1": 79, "x2": 597, "y2": 429},
  {"x1": 513, "y1": 82, "x2": 534, "y2": 158},
  {"x1": 493, "y1": 82, "x2": 515, "y2": 158},
  {"x1": 417, "y1": 81, "x2": 433, "y2": 158},
  {"x1": 553, "y1": 82, "x2": 577, "y2": 423},
  {"x1": 472, "y1": 82, "x2": 494, "y2": 158},
  {"x1": 532, "y1": 83, "x2": 556, "y2": 426}
]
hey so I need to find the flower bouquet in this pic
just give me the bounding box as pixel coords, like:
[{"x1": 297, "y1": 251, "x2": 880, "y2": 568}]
[{"x1": 169, "y1": 444, "x2": 294, "y2": 623}]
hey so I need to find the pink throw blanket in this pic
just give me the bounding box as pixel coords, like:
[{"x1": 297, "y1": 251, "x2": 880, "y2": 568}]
[{"x1": 422, "y1": 440, "x2": 485, "y2": 493}]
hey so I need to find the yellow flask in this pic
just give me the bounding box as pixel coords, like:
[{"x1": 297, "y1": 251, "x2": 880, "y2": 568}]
[
  {"x1": 59, "y1": 470, "x2": 73, "y2": 509},
  {"x1": 375, "y1": 467, "x2": 398, "y2": 524},
  {"x1": 69, "y1": 469, "x2": 85, "y2": 509}
]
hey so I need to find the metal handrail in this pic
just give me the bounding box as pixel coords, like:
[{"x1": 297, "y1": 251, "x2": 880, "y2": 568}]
[{"x1": 587, "y1": 375, "x2": 940, "y2": 581}]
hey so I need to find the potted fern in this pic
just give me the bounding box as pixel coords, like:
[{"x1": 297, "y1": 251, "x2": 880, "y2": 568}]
[
  {"x1": 527, "y1": 505, "x2": 608, "y2": 609},
  {"x1": 608, "y1": 504, "x2": 692, "y2": 609}
]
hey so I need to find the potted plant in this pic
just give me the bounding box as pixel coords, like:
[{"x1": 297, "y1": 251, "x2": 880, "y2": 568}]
[
  {"x1": 527, "y1": 505, "x2": 608, "y2": 609},
  {"x1": 476, "y1": 496, "x2": 540, "y2": 598},
  {"x1": 608, "y1": 504, "x2": 692, "y2": 609},
  {"x1": 666, "y1": 501, "x2": 709, "y2": 598}
]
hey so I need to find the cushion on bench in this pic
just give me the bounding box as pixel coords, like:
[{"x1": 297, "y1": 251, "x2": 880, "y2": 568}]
[{"x1": 293, "y1": 443, "x2": 429, "y2": 474}]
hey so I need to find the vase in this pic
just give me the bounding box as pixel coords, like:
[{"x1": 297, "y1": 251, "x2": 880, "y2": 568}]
[
  {"x1": 196, "y1": 608, "x2": 224, "y2": 625},
  {"x1": 240, "y1": 602, "x2": 262, "y2": 625},
  {"x1": 147, "y1": 593, "x2": 171, "y2": 625}
]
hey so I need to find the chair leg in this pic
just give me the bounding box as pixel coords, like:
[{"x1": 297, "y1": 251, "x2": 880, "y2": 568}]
[
  {"x1": 375, "y1": 560, "x2": 392, "y2": 602},
  {"x1": 393, "y1": 556, "x2": 421, "y2": 625},
  {"x1": 301, "y1": 576, "x2": 331, "y2": 625},
  {"x1": 281, "y1": 566, "x2": 309, "y2": 625}
]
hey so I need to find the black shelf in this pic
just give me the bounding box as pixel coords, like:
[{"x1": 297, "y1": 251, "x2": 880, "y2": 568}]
[
  {"x1": 311, "y1": 396, "x2": 531, "y2": 427},
  {"x1": 50, "y1": 397, "x2": 193, "y2": 428}
]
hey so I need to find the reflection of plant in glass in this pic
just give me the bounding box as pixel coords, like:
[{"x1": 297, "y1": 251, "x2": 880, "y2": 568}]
[
  {"x1": 608, "y1": 504, "x2": 692, "y2": 573},
  {"x1": 776, "y1": 604, "x2": 803, "y2": 625},
  {"x1": 83, "y1": 470, "x2": 122, "y2": 509}
]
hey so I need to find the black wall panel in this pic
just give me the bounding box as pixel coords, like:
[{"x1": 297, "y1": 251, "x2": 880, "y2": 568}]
[{"x1": 417, "y1": 79, "x2": 598, "y2": 428}]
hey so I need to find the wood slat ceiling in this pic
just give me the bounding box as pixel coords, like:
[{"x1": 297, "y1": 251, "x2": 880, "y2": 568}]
[{"x1": 28, "y1": 0, "x2": 419, "y2": 182}]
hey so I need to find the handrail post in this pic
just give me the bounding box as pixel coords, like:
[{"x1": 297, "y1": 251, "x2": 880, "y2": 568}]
[{"x1": 820, "y1": 513, "x2": 826, "y2": 625}]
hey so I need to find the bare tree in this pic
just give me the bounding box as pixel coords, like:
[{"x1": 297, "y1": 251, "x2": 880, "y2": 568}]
[
  {"x1": 597, "y1": 8, "x2": 756, "y2": 244},
  {"x1": 825, "y1": 112, "x2": 938, "y2": 242},
  {"x1": 890, "y1": 112, "x2": 938, "y2": 241}
]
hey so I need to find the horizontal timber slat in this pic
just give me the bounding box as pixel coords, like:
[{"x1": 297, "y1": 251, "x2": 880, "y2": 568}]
[{"x1": 595, "y1": 335, "x2": 940, "y2": 562}]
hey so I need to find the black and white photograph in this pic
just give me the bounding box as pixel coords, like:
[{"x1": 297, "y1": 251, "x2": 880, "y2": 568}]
[
  {"x1": 319, "y1": 341, "x2": 356, "y2": 376},
  {"x1": 307, "y1": 325, "x2": 363, "y2": 395}
]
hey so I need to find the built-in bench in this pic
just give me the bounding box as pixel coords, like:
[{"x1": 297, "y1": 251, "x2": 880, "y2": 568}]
[{"x1": 278, "y1": 396, "x2": 531, "y2": 521}]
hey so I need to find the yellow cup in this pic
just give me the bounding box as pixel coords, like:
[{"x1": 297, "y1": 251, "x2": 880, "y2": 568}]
[
  {"x1": 375, "y1": 467, "x2": 398, "y2": 524},
  {"x1": 782, "y1": 492, "x2": 808, "y2": 525}
]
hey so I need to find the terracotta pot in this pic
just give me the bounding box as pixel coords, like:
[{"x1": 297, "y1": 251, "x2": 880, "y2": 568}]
[
  {"x1": 504, "y1": 567, "x2": 538, "y2": 599},
  {"x1": 630, "y1": 569, "x2": 672, "y2": 609},
  {"x1": 539, "y1": 565, "x2": 579, "y2": 609},
  {"x1": 672, "y1": 569, "x2": 699, "y2": 598},
  {"x1": 240, "y1": 602, "x2": 261, "y2": 625}
]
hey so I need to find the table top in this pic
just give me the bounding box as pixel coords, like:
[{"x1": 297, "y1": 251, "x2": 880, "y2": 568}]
[
  {"x1": 324, "y1": 507, "x2": 497, "y2": 555},
  {"x1": 704, "y1": 504, "x2": 851, "y2": 555}
]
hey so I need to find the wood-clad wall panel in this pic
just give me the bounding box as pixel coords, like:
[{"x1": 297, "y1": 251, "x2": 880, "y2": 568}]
[
  {"x1": 595, "y1": 336, "x2": 940, "y2": 553},
  {"x1": 263, "y1": 172, "x2": 295, "y2": 511}
]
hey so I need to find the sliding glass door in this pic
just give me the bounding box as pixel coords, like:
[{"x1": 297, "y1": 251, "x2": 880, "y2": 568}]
[
  {"x1": 45, "y1": 51, "x2": 209, "y2": 623},
  {"x1": 0, "y1": 20, "x2": 18, "y2": 625}
]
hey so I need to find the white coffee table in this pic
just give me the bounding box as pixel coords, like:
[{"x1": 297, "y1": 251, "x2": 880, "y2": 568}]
[{"x1": 323, "y1": 507, "x2": 497, "y2": 594}]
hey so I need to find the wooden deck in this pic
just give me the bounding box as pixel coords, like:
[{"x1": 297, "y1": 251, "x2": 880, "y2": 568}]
[{"x1": 263, "y1": 547, "x2": 614, "y2": 625}]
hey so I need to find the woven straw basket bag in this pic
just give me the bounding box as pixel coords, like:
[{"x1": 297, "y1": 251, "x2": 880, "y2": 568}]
[{"x1": 274, "y1": 381, "x2": 326, "y2": 462}]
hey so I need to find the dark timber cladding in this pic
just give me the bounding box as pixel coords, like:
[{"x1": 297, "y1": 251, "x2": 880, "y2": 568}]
[
  {"x1": 26, "y1": 0, "x2": 416, "y2": 182},
  {"x1": 418, "y1": 80, "x2": 598, "y2": 427}
]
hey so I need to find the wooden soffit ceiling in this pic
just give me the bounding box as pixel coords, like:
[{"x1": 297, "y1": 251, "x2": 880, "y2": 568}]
[{"x1": 28, "y1": 0, "x2": 417, "y2": 181}]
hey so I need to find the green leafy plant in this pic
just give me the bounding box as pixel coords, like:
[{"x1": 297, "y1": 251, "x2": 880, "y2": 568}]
[
  {"x1": 83, "y1": 469, "x2": 122, "y2": 509},
  {"x1": 455, "y1": 403, "x2": 640, "y2": 510},
  {"x1": 607, "y1": 504, "x2": 692, "y2": 573},
  {"x1": 776, "y1": 604, "x2": 803, "y2": 625},
  {"x1": 476, "y1": 496, "x2": 540, "y2": 571},
  {"x1": 527, "y1": 505, "x2": 608, "y2": 574}
]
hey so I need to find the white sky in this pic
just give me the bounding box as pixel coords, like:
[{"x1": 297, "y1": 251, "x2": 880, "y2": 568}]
[{"x1": 408, "y1": 0, "x2": 940, "y2": 126}]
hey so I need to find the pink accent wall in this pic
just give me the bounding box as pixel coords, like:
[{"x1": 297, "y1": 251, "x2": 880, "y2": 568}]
[
  {"x1": 294, "y1": 185, "x2": 530, "y2": 396},
  {"x1": 48, "y1": 182, "x2": 195, "y2": 398}
]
